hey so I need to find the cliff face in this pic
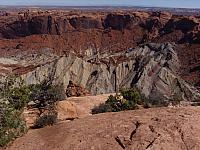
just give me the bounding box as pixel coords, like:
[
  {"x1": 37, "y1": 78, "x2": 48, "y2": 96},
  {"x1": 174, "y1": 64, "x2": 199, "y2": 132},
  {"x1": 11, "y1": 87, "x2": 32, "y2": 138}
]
[
  {"x1": 0, "y1": 10, "x2": 199, "y2": 87},
  {"x1": 0, "y1": 10, "x2": 199, "y2": 100},
  {"x1": 0, "y1": 43, "x2": 199, "y2": 102},
  {"x1": 1, "y1": 11, "x2": 199, "y2": 43}
]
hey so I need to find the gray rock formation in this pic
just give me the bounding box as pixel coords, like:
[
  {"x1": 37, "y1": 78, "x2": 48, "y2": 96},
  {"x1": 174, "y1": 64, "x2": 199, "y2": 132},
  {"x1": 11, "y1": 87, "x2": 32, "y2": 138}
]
[{"x1": 0, "y1": 43, "x2": 199, "y2": 102}]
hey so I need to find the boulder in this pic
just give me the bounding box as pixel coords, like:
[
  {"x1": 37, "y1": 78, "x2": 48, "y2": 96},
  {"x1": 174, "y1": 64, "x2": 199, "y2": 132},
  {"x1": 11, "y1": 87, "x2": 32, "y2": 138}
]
[
  {"x1": 56, "y1": 94, "x2": 112, "y2": 121},
  {"x1": 56, "y1": 101, "x2": 78, "y2": 121},
  {"x1": 22, "y1": 108, "x2": 40, "y2": 128},
  {"x1": 66, "y1": 80, "x2": 91, "y2": 97}
]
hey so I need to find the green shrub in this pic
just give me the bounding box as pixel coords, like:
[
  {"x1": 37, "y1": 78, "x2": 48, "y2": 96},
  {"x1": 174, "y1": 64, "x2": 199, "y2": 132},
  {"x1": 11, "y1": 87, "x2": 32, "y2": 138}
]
[
  {"x1": 1, "y1": 76, "x2": 31, "y2": 110},
  {"x1": 92, "y1": 88, "x2": 143, "y2": 114},
  {"x1": 0, "y1": 102, "x2": 27, "y2": 147},
  {"x1": 0, "y1": 76, "x2": 28, "y2": 147},
  {"x1": 0, "y1": 76, "x2": 64, "y2": 147},
  {"x1": 106, "y1": 95, "x2": 122, "y2": 112},
  {"x1": 121, "y1": 88, "x2": 142, "y2": 105},
  {"x1": 33, "y1": 112, "x2": 57, "y2": 129},
  {"x1": 28, "y1": 81, "x2": 64, "y2": 129},
  {"x1": 29, "y1": 80, "x2": 65, "y2": 109},
  {"x1": 92, "y1": 103, "x2": 113, "y2": 114},
  {"x1": 1, "y1": 77, "x2": 65, "y2": 111},
  {"x1": 7, "y1": 86, "x2": 31, "y2": 110}
]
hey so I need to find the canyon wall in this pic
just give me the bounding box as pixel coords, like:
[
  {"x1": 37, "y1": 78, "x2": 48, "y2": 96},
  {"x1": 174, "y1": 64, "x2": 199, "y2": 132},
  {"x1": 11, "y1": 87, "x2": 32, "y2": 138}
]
[
  {"x1": 0, "y1": 10, "x2": 199, "y2": 87},
  {"x1": 0, "y1": 43, "x2": 199, "y2": 101},
  {"x1": 0, "y1": 10, "x2": 199, "y2": 102}
]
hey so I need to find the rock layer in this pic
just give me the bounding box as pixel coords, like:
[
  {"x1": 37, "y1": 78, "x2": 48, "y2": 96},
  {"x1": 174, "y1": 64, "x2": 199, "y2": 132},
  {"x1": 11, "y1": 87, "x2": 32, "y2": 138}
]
[
  {"x1": 0, "y1": 10, "x2": 199, "y2": 87},
  {"x1": 0, "y1": 43, "x2": 199, "y2": 101},
  {"x1": 7, "y1": 106, "x2": 200, "y2": 150}
]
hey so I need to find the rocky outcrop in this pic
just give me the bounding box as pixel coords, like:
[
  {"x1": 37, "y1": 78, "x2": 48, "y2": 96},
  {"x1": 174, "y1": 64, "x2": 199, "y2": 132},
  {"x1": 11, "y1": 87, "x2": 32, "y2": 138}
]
[
  {"x1": 66, "y1": 80, "x2": 90, "y2": 97},
  {"x1": 69, "y1": 16, "x2": 102, "y2": 30},
  {"x1": 23, "y1": 94, "x2": 111, "y2": 127},
  {"x1": 0, "y1": 43, "x2": 199, "y2": 102},
  {"x1": 0, "y1": 10, "x2": 199, "y2": 87},
  {"x1": 8, "y1": 106, "x2": 200, "y2": 150},
  {"x1": 1, "y1": 16, "x2": 69, "y2": 38},
  {"x1": 56, "y1": 94, "x2": 111, "y2": 120},
  {"x1": 0, "y1": 10, "x2": 199, "y2": 102},
  {"x1": 1, "y1": 11, "x2": 199, "y2": 44},
  {"x1": 23, "y1": 107, "x2": 40, "y2": 128},
  {"x1": 103, "y1": 14, "x2": 138, "y2": 30},
  {"x1": 162, "y1": 18, "x2": 198, "y2": 34}
]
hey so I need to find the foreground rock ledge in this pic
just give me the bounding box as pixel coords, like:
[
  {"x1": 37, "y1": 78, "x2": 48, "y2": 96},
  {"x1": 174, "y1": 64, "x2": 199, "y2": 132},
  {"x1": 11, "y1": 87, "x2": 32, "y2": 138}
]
[{"x1": 7, "y1": 107, "x2": 200, "y2": 150}]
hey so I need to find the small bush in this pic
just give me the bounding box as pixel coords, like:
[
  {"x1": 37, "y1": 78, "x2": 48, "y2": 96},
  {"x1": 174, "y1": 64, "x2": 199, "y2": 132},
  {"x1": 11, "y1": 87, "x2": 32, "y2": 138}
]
[
  {"x1": 1, "y1": 76, "x2": 31, "y2": 110},
  {"x1": 29, "y1": 80, "x2": 66, "y2": 109},
  {"x1": 0, "y1": 76, "x2": 28, "y2": 147},
  {"x1": 92, "y1": 103, "x2": 112, "y2": 114},
  {"x1": 92, "y1": 88, "x2": 143, "y2": 114},
  {"x1": 28, "y1": 80, "x2": 64, "y2": 129},
  {"x1": 0, "y1": 76, "x2": 65, "y2": 147},
  {"x1": 33, "y1": 112, "x2": 57, "y2": 129},
  {"x1": 7, "y1": 86, "x2": 31, "y2": 110},
  {"x1": 121, "y1": 88, "x2": 141, "y2": 104},
  {"x1": 0, "y1": 103, "x2": 27, "y2": 147}
]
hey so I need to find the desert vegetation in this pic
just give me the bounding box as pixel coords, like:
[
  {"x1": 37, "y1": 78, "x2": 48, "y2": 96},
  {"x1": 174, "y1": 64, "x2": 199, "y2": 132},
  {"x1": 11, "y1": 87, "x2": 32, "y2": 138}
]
[
  {"x1": 0, "y1": 76, "x2": 29, "y2": 147},
  {"x1": 0, "y1": 76, "x2": 65, "y2": 147},
  {"x1": 0, "y1": 102, "x2": 27, "y2": 147},
  {"x1": 29, "y1": 80, "x2": 65, "y2": 129},
  {"x1": 92, "y1": 87, "x2": 183, "y2": 114},
  {"x1": 33, "y1": 111, "x2": 58, "y2": 129},
  {"x1": 92, "y1": 88, "x2": 148, "y2": 114}
]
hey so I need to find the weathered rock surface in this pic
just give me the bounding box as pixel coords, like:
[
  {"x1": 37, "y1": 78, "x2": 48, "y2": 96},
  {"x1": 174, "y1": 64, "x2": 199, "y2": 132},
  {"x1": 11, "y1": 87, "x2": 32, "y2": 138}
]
[
  {"x1": 23, "y1": 108, "x2": 40, "y2": 128},
  {"x1": 7, "y1": 106, "x2": 200, "y2": 150},
  {"x1": 0, "y1": 43, "x2": 199, "y2": 102},
  {"x1": 66, "y1": 80, "x2": 90, "y2": 97},
  {"x1": 56, "y1": 94, "x2": 111, "y2": 121},
  {"x1": 23, "y1": 94, "x2": 111, "y2": 127},
  {"x1": 0, "y1": 10, "x2": 199, "y2": 87}
]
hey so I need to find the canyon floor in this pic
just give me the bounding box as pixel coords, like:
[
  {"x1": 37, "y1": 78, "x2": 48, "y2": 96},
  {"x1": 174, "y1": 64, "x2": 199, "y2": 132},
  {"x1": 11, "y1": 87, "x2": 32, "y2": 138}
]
[{"x1": 6, "y1": 106, "x2": 200, "y2": 150}]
